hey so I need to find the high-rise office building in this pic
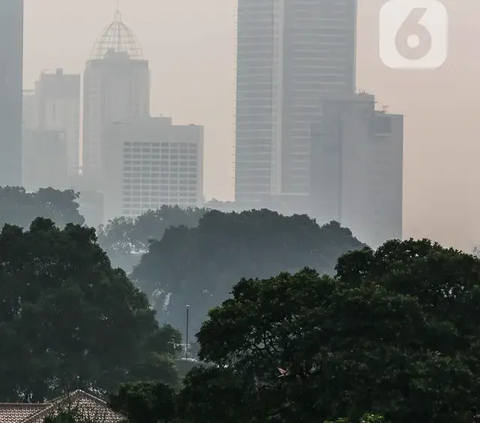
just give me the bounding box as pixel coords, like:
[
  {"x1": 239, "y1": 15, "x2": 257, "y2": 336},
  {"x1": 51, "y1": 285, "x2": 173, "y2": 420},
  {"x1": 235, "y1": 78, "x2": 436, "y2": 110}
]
[
  {"x1": 35, "y1": 69, "x2": 81, "y2": 178},
  {"x1": 235, "y1": 0, "x2": 356, "y2": 205},
  {"x1": 310, "y1": 93, "x2": 403, "y2": 247},
  {"x1": 102, "y1": 117, "x2": 204, "y2": 222},
  {"x1": 83, "y1": 9, "x2": 150, "y2": 188},
  {"x1": 0, "y1": 0, "x2": 24, "y2": 186}
]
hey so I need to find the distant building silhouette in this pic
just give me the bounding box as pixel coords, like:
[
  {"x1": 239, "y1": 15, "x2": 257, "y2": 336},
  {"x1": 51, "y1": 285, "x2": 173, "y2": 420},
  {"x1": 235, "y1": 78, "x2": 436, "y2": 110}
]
[
  {"x1": 21, "y1": 69, "x2": 80, "y2": 190},
  {"x1": 0, "y1": 0, "x2": 24, "y2": 186},
  {"x1": 234, "y1": 0, "x2": 357, "y2": 205},
  {"x1": 83, "y1": 8, "x2": 150, "y2": 188},
  {"x1": 35, "y1": 69, "x2": 81, "y2": 178},
  {"x1": 310, "y1": 93, "x2": 403, "y2": 248}
]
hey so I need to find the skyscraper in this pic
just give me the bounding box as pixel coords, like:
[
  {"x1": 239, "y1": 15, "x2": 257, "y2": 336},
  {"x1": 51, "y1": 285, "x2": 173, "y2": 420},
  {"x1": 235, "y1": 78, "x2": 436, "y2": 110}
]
[
  {"x1": 0, "y1": 0, "x2": 24, "y2": 186},
  {"x1": 35, "y1": 69, "x2": 81, "y2": 178},
  {"x1": 234, "y1": 0, "x2": 356, "y2": 204},
  {"x1": 83, "y1": 9, "x2": 150, "y2": 188}
]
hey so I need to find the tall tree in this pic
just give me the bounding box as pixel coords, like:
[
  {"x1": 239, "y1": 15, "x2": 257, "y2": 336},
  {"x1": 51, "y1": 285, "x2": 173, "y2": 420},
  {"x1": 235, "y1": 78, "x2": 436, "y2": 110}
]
[
  {"x1": 190, "y1": 239, "x2": 480, "y2": 422},
  {"x1": 0, "y1": 218, "x2": 180, "y2": 402},
  {"x1": 98, "y1": 206, "x2": 207, "y2": 272},
  {"x1": 132, "y1": 209, "x2": 363, "y2": 331}
]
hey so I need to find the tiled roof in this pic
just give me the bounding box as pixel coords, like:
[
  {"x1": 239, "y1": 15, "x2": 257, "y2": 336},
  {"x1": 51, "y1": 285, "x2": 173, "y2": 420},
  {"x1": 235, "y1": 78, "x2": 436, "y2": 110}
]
[
  {"x1": 0, "y1": 390, "x2": 123, "y2": 423},
  {"x1": 0, "y1": 403, "x2": 46, "y2": 423}
]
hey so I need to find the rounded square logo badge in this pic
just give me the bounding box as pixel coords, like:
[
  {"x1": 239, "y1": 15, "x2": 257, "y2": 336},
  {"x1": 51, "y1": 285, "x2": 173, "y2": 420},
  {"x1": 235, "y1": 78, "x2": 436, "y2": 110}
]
[{"x1": 379, "y1": 0, "x2": 448, "y2": 69}]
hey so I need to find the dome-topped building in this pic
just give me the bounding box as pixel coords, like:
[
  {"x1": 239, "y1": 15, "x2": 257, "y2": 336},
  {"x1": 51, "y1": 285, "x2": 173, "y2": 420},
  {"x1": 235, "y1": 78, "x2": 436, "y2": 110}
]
[
  {"x1": 90, "y1": 9, "x2": 144, "y2": 61},
  {"x1": 82, "y1": 6, "x2": 150, "y2": 187}
]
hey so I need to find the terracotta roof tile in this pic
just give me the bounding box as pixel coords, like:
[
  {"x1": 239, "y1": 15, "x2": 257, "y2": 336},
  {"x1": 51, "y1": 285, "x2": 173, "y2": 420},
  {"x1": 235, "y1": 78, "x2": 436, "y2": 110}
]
[
  {"x1": 0, "y1": 403, "x2": 47, "y2": 423},
  {"x1": 0, "y1": 390, "x2": 123, "y2": 423}
]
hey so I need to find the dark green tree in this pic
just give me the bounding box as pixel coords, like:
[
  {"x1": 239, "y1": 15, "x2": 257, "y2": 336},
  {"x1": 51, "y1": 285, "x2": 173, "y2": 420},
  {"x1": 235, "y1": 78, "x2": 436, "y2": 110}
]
[
  {"x1": 97, "y1": 206, "x2": 206, "y2": 272},
  {"x1": 132, "y1": 209, "x2": 363, "y2": 331},
  {"x1": 109, "y1": 381, "x2": 177, "y2": 423},
  {"x1": 0, "y1": 187, "x2": 84, "y2": 228},
  {"x1": 191, "y1": 239, "x2": 480, "y2": 422},
  {"x1": 175, "y1": 365, "x2": 259, "y2": 423},
  {"x1": 0, "y1": 218, "x2": 180, "y2": 402}
]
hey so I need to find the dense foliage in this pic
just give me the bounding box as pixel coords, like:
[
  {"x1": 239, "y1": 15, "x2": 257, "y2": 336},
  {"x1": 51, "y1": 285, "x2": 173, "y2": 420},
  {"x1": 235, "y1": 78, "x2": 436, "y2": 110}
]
[
  {"x1": 187, "y1": 239, "x2": 480, "y2": 422},
  {"x1": 0, "y1": 218, "x2": 180, "y2": 402},
  {"x1": 109, "y1": 381, "x2": 177, "y2": 423},
  {"x1": 132, "y1": 209, "x2": 363, "y2": 331},
  {"x1": 0, "y1": 187, "x2": 84, "y2": 228},
  {"x1": 97, "y1": 206, "x2": 207, "y2": 272},
  {"x1": 35, "y1": 239, "x2": 480, "y2": 423}
]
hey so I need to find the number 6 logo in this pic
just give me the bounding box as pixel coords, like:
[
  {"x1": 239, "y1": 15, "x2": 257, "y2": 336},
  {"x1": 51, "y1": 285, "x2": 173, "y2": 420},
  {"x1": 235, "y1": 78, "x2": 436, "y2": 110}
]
[{"x1": 379, "y1": 0, "x2": 448, "y2": 69}]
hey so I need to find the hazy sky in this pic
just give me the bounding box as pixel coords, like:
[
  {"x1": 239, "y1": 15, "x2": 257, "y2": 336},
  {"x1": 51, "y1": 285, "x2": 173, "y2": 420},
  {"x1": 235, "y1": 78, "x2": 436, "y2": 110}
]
[{"x1": 24, "y1": 0, "x2": 480, "y2": 250}]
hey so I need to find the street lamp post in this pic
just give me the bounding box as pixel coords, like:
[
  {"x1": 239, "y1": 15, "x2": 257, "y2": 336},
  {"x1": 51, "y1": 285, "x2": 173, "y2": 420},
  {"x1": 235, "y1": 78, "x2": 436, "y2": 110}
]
[{"x1": 185, "y1": 305, "x2": 190, "y2": 359}]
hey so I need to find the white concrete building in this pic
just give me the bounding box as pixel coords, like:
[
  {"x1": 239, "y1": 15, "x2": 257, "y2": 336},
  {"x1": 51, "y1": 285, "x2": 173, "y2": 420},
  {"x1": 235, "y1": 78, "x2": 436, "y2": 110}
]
[
  {"x1": 102, "y1": 117, "x2": 204, "y2": 222},
  {"x1": 34, "y1": 69, "x2": 81, "y2": 178},
  {"x1": 83, "y1": 9, "x2": 150, "y2": 188},
  {"x1": 235, "y1": 0, "x2": 357, "y2": 205},
  {"x1": 310, "y1": 93, "x2": 403, "y2": 248}
]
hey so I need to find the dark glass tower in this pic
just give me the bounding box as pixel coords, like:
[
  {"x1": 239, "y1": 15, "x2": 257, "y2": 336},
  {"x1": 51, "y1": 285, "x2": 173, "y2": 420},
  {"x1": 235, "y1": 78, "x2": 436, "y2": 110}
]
[{"x1": 0, "y1": 0, "x2": 23, "y2": 186}]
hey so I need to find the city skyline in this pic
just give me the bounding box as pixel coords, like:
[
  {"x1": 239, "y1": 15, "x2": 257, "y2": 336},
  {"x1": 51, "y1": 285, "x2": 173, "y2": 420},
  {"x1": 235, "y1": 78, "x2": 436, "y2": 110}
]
[{"x1": 21, "y1": 0, "x2": 480, "y2": 250}]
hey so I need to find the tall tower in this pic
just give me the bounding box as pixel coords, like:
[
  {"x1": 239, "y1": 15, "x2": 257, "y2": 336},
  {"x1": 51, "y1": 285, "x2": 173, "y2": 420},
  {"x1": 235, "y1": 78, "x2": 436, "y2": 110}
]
[
  {"x1": 83, "y1": 8, "x2": 150, "y2": 187},
  {"x1": 0, "y1": 0, "x2": 24, "y2": 186},
  {"x1": 35, "y1": 69, "x2": 81, "y2": 178},
  {"x1": 234, "y1": 0, "x2": 357, "y2": 205}
]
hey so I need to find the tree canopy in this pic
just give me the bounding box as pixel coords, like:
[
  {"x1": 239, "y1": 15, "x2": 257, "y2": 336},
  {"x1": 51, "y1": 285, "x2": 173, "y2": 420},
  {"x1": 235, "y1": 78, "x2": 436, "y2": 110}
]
[
  {"x1": 0, "y1": 218, "x2": 180, "y2": 402},
  {"x1": 0, "y1": 186, "x2": 84, "y2": 228},
  {"x1": 97, "y1": 206, "x2": 207, "y2": 272},
  {"x1": 132, "y1": 209, "x2": 363, "y2": 331},
  {"x1": 183, "y1": 239, "x2": 480, "y2": 422},
  {"x1": 109, "y1": 381, "x2": 177, "y2": 423}
]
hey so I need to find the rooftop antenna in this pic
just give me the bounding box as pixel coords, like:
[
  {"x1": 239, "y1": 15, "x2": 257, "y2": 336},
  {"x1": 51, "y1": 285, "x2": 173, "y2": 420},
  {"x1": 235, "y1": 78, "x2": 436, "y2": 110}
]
[
  {"x1": 114, "y1": 0, "x2": 122, "y2": 52},
  {"x1": 114, "y1": 0, "x2": 122, "y2": 22}
]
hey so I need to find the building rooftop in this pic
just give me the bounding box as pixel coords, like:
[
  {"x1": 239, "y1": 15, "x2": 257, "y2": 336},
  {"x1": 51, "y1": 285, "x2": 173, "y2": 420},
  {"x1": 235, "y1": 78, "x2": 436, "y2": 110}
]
[
  {"x1": 90, "y1": 8, "x2": 144, "y2": 60},
  {"x1": 0, "y1": 390, "x2": 122, "y2": 423}
]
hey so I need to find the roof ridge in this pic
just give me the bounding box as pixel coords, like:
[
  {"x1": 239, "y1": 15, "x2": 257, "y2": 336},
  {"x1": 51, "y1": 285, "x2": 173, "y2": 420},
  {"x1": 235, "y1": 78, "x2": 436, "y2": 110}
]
[{"x1": 21, "y1": 390, "x2": 112, "y2": 423}]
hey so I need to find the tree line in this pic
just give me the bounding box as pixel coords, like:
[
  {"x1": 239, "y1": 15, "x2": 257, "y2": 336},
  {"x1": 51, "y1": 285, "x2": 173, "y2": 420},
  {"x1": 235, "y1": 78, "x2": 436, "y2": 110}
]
[
  {"x1": 4, "y1": 187, "x2": 480, "y2": 421},
  {"x1": 40, "y1": 239, "x2": 480, "y2": 422},
  {"x1": 0, "y1": 187, "x2": 365, "y2": 331}
]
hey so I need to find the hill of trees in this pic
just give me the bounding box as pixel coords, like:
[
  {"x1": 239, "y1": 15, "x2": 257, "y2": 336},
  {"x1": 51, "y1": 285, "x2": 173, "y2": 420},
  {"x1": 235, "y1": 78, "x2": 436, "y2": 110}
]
[{"x1": 131, "y1": 209, "x2": 364, "y2": 331}]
